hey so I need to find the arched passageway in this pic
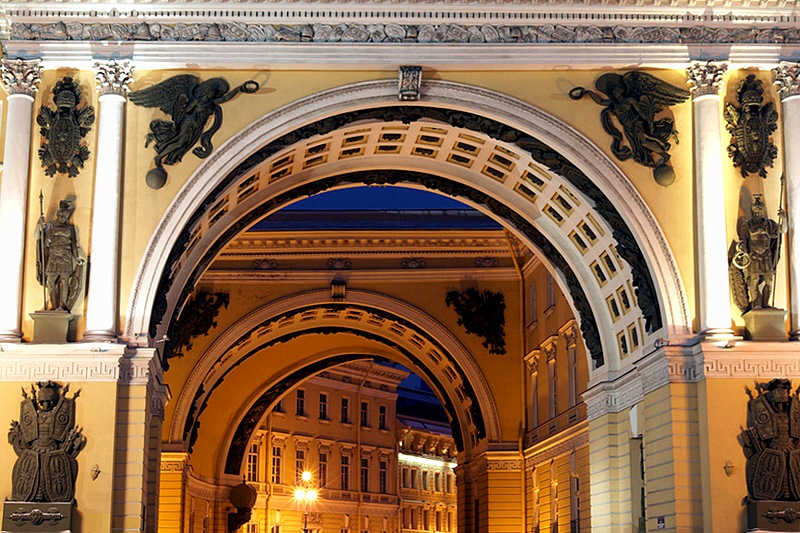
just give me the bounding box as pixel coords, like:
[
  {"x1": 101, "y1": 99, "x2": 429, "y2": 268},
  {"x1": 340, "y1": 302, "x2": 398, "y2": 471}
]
[{"x1": 142, "y1": 79, "x2": 689, "y2": 532}]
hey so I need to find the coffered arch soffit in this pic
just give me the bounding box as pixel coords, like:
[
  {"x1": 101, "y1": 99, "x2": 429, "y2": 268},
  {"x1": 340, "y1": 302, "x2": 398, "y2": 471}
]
[
  {"x1": 126, "y1": 79, "x2": 690, "y2": 384},
  {"x1": 171, "y1": 289, "x2": 501, "y2": 471}
]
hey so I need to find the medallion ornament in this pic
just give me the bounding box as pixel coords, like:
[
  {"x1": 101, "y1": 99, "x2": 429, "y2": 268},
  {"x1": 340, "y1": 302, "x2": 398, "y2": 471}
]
[
  {"x1": 129, "y1": 74, "x2": 259, "y2": 189},
  {"x1": 37, "y1": 77, "x2": 95, "y2": 177},
  {"x1": 725, "y1": 74, "x2": 778, "y2": 179},
  {"x1": 569, "y1": 71, "x2": 689, "y2": 186}
]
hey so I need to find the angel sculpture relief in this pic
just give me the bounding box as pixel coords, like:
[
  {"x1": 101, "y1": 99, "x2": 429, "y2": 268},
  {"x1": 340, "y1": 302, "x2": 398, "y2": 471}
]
[
  {"x1": 569, "y1": 72, "x2": 690, "y2": 186},
  {"x1": 130, "y1": 75, "x2": 259, "y2": 189}
]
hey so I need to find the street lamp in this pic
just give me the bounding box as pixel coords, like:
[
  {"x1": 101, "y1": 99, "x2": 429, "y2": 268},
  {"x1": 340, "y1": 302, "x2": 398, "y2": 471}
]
[{"x1": 294, "y1": 471, "x2": 317, "y2": 533}]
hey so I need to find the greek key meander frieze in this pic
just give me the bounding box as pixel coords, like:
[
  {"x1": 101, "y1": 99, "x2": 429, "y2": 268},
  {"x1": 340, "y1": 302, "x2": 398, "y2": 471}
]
[{"x1": 10, "y1": 21, "x2": 800, "y2": 44}]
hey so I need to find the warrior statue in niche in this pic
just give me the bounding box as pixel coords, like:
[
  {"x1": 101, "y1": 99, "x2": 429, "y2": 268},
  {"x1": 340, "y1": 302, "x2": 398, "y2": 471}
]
[
  {"x1": 35, "y1": 198, "x2": 84, "y2": 312},
  {"x1": 730, "y1": 194, "x2": 785, "y2": 313},
  {"x1": 7, "y1": 381, "x2": 85, "y2": 502}
]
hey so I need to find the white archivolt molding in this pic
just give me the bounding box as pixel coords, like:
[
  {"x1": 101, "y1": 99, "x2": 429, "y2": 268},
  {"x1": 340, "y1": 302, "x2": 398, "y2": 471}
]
[
  {"x1": 125, "y1": 78, "x2": 689, "y2": 383},
  {"x1": 168, "y1": 288, "x2": 502, "y2": 450}
]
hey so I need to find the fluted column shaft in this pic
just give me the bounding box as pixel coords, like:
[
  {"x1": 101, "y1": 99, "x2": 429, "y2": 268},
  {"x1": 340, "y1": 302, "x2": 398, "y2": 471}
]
[
  {"x1": 83, "y1": 60, "x2": 134, "y2": 342},
  {"x1": 687, "y1": 62, "x2": 734, "y2": 337},
  {"x1": 0, "y1": 59, "x2": 41, "y2": 342},
  {"x1": 775, "y1": 63, "x2": 800, "y2": 340}
]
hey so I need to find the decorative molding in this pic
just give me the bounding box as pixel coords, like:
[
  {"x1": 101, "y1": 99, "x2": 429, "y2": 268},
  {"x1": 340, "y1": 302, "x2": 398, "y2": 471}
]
[
  {"x1": 774, "y1": 62, "x2": 800, "y2": 100},
  {"x1": 398, "y1": 66, "x2": 422, "y2": 101},
  {"x1": 702, "y1": 350, "x2": 800, "y2": 379},
  {"x1": 9, "y1": 21, "x2": 800, "y2": 46},
  {"x1": 93, "y1": 59, "x2": 134, "y2": 97},
  {"x1": 583, "y1": 370, "x2": 644, "y2": 420},
  {"x1": 525, "y1": 428, "x2": 589, "y2": 467},
  {"x1": 687, "y1": 61, "x2": 728, "y2": 97},
  {"x1": 0, "y1": 58, "x2": 42, "y2": 97}
]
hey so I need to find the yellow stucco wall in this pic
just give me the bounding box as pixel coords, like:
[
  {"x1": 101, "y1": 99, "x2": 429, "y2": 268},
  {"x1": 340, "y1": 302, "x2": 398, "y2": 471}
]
[{"x1": 11, "y1": 66, "x2": 788, "y2": 341}]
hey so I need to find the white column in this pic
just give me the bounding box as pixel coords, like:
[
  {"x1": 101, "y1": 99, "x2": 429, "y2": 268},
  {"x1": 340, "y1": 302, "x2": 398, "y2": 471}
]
[
  {"x1": 774, "y1": 63, "x2": 800, "y2": 340},
  {"x1": 83, "y1": 60, "x2": 134, "y2": 342},
  {"x1": 686, "y1": 62, "x2": 734, "y2": 338},
  {"x1": 0, "y1": 59, "x2": 41, "y2": 342}
]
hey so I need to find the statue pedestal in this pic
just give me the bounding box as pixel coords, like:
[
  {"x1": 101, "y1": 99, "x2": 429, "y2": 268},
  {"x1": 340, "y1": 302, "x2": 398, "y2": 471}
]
[
  {"x1": 743, "y1": 308, "x2": 787, "y2": 341},
  {"x1": 30, "y1": 311, "x2": 74, "y2": 344},
  {"x1": 2, "y1": 501, "x2": 73, "y2": 532}
]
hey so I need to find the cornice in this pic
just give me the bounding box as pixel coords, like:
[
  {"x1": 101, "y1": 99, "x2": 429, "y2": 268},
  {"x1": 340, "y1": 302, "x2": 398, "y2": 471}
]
[
  {"x1": 5, "y1": 3, "x2": 800, "y2": 69},
  {"x1": 202, "y1": 268, "x2": 521, "y2": 282}
]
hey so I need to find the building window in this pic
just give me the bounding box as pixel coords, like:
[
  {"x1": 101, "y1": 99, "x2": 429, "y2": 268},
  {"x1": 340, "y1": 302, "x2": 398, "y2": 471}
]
[
  {"x1": 379, "y1": 460, "x2": 388, "y2": 494},
  {"x1": 422, "y1": 471, "x2": 429, "y2": 491},
  {"x1": 423, "y1": 509, "x2": 430, "y2": 530},
  {"x1": 246, "y1": 442, "x2": 260, "y2": 482},
  {"x1": 360, "y1": 401, "x2": 369, "y2": 427},
  {"x1": 247, "y1": 524, "x2": 259, "y2": 533},
  {"x1": 434, "y1": 472, "x2": 441, "y2": 492},
  {"x1": 296, "y1": 390, "x2": 306, "y2": 417},
  {"x1": 529, "y1": 284, "x2": 538, "y2": 323},
  {"x1": 271, "y1": 446, "x2": 282, "y2": 484},
  {"x1": 319, "y1": 452, "x2": 328, "y2": 487},
  {"x1": 378, "y1": 405, "x2": 387, "y2": 430},
  {"x1": 567, "y1": 341, "x2": 579, "y2": 408},
  {"x1": 410, "y1": 468, "x2": 418, "y2": 489},
  {"x1": 547, "y1": 345, "x2": 558, "y2": 419},
  {"x1": 531, "y1": 366, "x2": 540, "y2": 428},
  {"x1": 402, "y1": 466, "x2": 410, "y2": 488},
  {"x1": 273, "y1": 399, "x2": 284, "y2": 413},
  {"x1": 546, "y1": 273, "x2": 556, "y2": 309},
  {"x1": 271, "y1": 526, "x2": 281, "y2": 533},
  {"x1": 295, "y1": 450, "x2": 306, "y2": 483},
  {"x1": 361, "y1": 457, "x2": 369, "y2": 492},
  {"x1": 446, "y1": 473, "x2": 452, "y2": 493},
  {"x1": 341, "y1": 398, "x2": 350, "y2": 424},
  {"x1": 341, "y1": 455, "x2": 350, "y2": 491},
  {"x1": 319, "y1": 393, "x2": 328, "y2": 420}
]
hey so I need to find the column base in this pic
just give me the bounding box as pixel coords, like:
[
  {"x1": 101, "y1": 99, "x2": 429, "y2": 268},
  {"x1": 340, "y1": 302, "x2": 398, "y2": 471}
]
[
  {"x1": 743, "y1": 309, "x2": 788, "y2": 342},
  {"x1": 81, "y1": 329, "x2": 119, "y2": 343},
  {"x1": 30, "y1": 311, "x2": 74, "y2": 344},
  {"x1": 699, "y1": 327, "x2": 736, "y2": 341},
  {"x1": 0, "y1": 329, "x2": 23, "y2": 343}
]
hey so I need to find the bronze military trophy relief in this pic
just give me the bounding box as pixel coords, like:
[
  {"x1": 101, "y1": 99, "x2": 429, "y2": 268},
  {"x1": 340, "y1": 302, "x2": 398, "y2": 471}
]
[
  {"x1": 31, "y1": 195, "x2": 85, "y2": 343},
  {"x1": 740, "y1": 380, "x2": 800, "y2": 532},
  {"x1": 37, "y1": 77, "x2": 95, "y2": 178},
  {"x1": 129, "y1": 74, "x2": 259, "y2": 189},
  {"x1": 725, "y1": 74, "x2": 778, "y2": 179},
  {"x1": 569, "y1": 71, "x2": 690, "y2": 186},
  {"x1": 729, "y1": 193, "x2": 787, "y2": 341},
  {"x1": 3, "y1": 381, "x2": 85, "y2": 532}
]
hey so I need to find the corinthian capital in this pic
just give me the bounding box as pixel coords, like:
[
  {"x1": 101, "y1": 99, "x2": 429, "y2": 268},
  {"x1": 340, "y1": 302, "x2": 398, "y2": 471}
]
[
  {"x1": 774, "y1": 62, "x2": 800, "y2": 100},
  {"x1": 93, "y1": 59, "x2": 134, "y2": 97},
  {"x1": 686, "y1": 61, "x2": 728, "y2": 97},
  {"x1": 1, "y1": 58, "x2": 42, "y2": 97}
]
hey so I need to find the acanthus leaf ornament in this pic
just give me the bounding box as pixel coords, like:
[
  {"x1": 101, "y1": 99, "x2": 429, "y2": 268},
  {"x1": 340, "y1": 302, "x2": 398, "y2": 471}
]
[
  {"x1": 569, "y1": 71, "x2": 690, "y2": 186},
  {"x1": 37, "y1": 77, "x2": 95, "y2": 178},
  {"x1": 129, "y1": 74, "x2": 259, "y2": 189},
  {"x1": 725, "y1": 74, "x2": 779, "y2": 179}
]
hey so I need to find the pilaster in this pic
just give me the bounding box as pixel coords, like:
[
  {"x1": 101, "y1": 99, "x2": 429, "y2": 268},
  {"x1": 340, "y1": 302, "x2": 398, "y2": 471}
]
[
  {"x1": 83, "y1": 59, "x2": 134, "y2": 342},
  {"x1": 686, "y1": 61, "x2": 734, "y2": 339},
  {"x1": 773, "y1": 62, "x2": 800, "y2": 341},
  {"x1": 0, "y1": 58, "x2": 42, "y2": 342}
]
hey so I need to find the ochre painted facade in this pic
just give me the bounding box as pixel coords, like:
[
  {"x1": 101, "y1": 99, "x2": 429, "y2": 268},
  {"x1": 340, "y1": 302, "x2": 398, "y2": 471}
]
[{"x1": 1, "y1": 3, "x2": 800, "y2": 532}]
